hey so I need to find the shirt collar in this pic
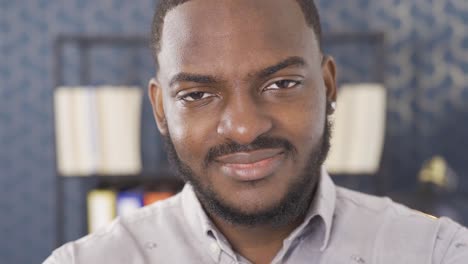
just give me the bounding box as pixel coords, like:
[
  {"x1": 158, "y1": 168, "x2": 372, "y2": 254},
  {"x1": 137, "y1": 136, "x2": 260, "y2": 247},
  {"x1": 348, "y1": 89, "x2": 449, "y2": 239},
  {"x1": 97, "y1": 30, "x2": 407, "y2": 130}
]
[
  {"x1": 180, "y1": 183, "x2": 215, "y2": 241},
  {"x1": 180, "y1": 183, "x2": 231, "y2": 262},
  {"x1": 180, "y1": 166, "x2": 337, "y2": 252},
  {"x1": 294, "y1": 166, "x2": 336, "y2": 251}
]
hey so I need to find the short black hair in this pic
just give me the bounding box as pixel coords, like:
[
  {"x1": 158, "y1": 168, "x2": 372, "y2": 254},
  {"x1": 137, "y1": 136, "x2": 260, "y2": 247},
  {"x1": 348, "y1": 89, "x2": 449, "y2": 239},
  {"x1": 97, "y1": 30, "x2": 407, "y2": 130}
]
[{"x1": 150, "y1": 0, "x2": 322, "y2": 63}]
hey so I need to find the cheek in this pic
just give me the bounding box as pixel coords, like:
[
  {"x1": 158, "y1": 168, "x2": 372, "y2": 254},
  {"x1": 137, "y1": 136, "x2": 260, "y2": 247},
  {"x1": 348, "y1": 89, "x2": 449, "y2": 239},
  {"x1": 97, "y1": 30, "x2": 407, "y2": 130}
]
[
  {"x1": 167, "y1": 117, "x2": 199, "y2": 160},
  {"x1": 165, "y1": 105, "x2": 217, "y2": 164},
  {"x1": 275, "y1": 92, "x2": 326, "y2": 145}
]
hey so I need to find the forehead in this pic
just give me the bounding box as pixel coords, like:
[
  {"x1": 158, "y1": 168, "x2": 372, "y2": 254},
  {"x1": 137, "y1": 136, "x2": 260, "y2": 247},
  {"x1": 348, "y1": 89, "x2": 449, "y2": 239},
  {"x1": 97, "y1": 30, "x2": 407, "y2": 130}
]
[{"x1": 157, "y1": 0, "x2": 320, "y2": 80}]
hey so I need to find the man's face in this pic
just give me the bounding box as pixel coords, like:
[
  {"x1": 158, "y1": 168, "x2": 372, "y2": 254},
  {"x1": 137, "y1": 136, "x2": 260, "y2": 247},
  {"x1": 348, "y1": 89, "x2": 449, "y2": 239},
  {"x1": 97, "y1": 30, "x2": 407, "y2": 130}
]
[{"x1": 150, "y1": 0, "x2": 336, "y2": 226}]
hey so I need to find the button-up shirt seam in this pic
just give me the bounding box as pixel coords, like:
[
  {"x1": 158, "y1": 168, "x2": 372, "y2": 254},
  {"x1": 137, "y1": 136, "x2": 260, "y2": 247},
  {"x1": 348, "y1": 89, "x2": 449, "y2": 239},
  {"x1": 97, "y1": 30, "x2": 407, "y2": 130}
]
[
  {"x1": 179, "y1": 185, "x2": 225, "y2": 263},
  {"x1": 206, "y1": 226, "x2": 240, "y2": 261},
  {"x1": 318, "y1": 172, "x2": 336, "y2": 251},
  {"x1": 439, "y1": 224, "x2": 464, "y2": 264}
]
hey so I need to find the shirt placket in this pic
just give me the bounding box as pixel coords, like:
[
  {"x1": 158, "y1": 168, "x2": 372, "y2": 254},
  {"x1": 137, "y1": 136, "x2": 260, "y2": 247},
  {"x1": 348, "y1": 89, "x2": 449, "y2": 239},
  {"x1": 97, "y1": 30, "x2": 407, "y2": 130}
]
[{"x1": 206, "y1": 236, "x2": 242, "y2": 264}]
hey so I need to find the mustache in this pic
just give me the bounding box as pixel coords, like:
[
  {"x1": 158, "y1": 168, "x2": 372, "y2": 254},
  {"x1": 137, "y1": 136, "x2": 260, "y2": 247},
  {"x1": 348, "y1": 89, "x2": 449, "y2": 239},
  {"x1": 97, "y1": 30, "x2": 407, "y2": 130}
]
[{"x1": 204, "y1": 136, "x2": 296, "y2": 167}]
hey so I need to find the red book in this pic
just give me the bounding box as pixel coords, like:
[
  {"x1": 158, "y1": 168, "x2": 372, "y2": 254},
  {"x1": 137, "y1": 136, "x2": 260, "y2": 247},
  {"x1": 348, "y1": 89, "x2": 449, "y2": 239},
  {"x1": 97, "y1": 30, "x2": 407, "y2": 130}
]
[{"x1": 144, "y1": 191, "x2": 174, "y2": 205}]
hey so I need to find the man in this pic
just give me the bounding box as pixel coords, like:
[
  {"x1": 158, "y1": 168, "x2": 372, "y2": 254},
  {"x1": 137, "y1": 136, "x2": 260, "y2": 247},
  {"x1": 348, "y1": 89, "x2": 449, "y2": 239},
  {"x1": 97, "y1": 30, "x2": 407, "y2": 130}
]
[{"x1": 45, "y1": 0, "x2": 468, "y2": 263}]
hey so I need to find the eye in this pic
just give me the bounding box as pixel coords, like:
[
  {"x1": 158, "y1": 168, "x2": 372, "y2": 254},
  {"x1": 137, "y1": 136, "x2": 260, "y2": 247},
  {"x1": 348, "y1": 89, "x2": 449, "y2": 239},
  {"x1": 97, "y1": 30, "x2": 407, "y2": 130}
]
[
  {"x1": 265, "y1": 80, "x2": 301, "y2": 90},
  {"x1": 180, "y1": 91, "x2": 214, "y2": 102}
]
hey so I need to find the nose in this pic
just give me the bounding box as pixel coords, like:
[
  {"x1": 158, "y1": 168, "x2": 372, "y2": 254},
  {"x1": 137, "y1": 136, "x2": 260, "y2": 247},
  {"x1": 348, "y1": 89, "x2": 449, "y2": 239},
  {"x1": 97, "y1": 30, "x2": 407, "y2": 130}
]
[{"x1": 217, "y1": 93, "x2": 273, "y2": 145}]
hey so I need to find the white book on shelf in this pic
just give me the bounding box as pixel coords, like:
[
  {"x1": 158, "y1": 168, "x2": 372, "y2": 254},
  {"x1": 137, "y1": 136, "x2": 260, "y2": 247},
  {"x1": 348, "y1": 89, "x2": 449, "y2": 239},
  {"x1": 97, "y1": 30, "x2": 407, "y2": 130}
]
[
  {"x1": 54, "y1": 86, "x2": 143, "y2": 176},
  {"x1": 97, "y1": 86, "x2": 143, "y2": 175},
  {"x1": 326, "y1": 83, "x2": 386, "y2": 174},
  {"x1": 74, "y1": 88, "x2": 99, "y2": 175},
  {"x1": 54, "y1": 87, "x2": 99, "y2": 176},
  {"x1": 54, "y1": 87, "x2": 75, "y2": 176},
  {"x1": 87, "y1": 189, "x2": 117, "y2": 233}
]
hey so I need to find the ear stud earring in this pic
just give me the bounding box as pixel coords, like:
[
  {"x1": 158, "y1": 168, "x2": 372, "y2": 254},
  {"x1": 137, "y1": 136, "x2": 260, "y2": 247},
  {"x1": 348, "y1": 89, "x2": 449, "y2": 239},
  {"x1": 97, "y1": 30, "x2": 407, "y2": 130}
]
[{"x1": 326, "y1": 101, "x2": 336, "y2": 115}]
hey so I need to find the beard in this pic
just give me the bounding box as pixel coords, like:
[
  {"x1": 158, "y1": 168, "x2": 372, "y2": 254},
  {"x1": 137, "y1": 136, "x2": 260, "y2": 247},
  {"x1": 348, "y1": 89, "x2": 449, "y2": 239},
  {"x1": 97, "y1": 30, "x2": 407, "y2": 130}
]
[{"x1": 163, "y1": 118, "x2": 331, "y2": 228}]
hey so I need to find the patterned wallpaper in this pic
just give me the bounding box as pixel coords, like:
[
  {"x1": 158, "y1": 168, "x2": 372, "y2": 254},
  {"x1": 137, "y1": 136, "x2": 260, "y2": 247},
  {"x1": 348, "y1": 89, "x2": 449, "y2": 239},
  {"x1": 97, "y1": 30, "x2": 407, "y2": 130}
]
[{"x1": 1, "y1": 0, "x2": 467, "y2": 263}]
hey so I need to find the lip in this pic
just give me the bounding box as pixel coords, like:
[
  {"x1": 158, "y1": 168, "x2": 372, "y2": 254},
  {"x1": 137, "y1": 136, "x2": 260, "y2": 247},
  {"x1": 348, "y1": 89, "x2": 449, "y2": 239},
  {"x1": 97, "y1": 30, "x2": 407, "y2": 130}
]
[{"x1": 215, "y1": 148, "x2": 285, "y2": 182}]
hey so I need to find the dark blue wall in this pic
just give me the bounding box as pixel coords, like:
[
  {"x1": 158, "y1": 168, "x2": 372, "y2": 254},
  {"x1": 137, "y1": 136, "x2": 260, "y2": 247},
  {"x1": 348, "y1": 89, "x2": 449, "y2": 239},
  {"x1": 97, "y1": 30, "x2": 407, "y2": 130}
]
[{"x1": 1, "y1": 0, "x2": 467, "y2": 263}]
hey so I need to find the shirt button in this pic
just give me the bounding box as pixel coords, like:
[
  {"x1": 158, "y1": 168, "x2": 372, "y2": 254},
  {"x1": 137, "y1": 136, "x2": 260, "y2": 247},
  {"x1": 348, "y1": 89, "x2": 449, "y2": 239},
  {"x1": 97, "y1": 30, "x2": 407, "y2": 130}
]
[
  {"x1": 350, "y1": 255, "x2": 366, "y2": 263},
  {"x1": 455, "y1": 243, "x2": 466, "y2": 248},
  {"x1": 144, "y1": 242, "x2": 157, "y2": 250}
]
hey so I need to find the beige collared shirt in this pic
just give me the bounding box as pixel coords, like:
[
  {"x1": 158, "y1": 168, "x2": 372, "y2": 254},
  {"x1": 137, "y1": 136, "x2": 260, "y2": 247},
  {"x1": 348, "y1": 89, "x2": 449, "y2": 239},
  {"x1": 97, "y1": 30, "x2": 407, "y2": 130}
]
[{"x1": 44, "y1": 170, "x2": 468, "y2": 263}]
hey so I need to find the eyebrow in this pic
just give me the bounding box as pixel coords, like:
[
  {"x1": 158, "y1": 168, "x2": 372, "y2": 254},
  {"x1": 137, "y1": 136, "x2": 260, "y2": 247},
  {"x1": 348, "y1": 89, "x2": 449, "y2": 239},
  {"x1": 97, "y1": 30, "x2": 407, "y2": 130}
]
[
  {"x1": 168, "y1": 56, "x2": 307, "y2": 88},
  {"x1": 255, "y1": 56, "x2": 307, "y2": 79},
  {"x1": 169, "y1": 73, "x2": 220, "y2": 88}
]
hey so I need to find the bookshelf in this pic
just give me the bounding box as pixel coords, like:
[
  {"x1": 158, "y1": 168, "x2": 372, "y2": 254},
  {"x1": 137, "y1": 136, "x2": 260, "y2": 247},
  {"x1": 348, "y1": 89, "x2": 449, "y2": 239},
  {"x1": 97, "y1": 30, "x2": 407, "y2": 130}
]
[
  {"x1": 51, "y1": 35, "x2": 185, "y2": 247},
  {"x1": 51, "y1": 32, "x2": 387, "y2": 247}
]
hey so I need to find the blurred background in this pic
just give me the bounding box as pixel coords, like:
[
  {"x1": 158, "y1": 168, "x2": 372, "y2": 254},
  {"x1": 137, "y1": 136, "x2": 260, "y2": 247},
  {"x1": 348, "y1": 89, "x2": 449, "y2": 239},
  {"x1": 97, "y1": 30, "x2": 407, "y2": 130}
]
[{"x1": 1, "y1": 0, "x2": 468, "y2": 263}]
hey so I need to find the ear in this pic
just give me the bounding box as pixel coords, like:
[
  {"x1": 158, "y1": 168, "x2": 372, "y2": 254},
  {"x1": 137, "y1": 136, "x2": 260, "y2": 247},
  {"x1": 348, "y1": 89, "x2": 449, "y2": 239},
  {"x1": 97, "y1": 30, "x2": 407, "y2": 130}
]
[
  {"x1": 321, "y1": 55, "x2": 338, "y2": 115},
  {"x1": 148, "y1": 78, "x2": 168, "y2": 136}
]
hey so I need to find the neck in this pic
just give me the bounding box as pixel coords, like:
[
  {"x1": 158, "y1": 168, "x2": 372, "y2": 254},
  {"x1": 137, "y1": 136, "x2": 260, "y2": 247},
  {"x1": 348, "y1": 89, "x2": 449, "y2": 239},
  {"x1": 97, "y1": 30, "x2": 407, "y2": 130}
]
[{"x1": 209, "y1": 211, "x2": 306, "y2": 264}]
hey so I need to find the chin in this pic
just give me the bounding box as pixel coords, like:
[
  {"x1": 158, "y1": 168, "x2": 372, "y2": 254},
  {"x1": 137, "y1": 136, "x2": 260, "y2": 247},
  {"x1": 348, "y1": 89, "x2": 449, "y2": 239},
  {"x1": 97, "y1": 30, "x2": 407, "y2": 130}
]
[
  {"x1": 194, "y1": 174, "x2": 310, "y2": 227},
  {"x1": 222, "y1": 190, "x2": 287, "y2": 215}
]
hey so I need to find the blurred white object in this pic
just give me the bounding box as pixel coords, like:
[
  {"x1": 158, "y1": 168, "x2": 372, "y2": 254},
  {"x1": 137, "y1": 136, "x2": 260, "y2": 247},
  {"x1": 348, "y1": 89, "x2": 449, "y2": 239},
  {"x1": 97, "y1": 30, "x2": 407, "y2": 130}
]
[
  {"x1": 418, "y1": 155, "x2": 458, "y2": 191},
  {"x1": 87, "y1": 190, "x2": 116, "y2": 233},
  {"x1": 116, "y1": 191, "x2": 144, "y2": 217},
  {"x1": 325, "y1": 83, "x2": 386, "y2": 174},
  {"x1": 97, "y1": 87, "x2": 143, "y2": 175},
  {"x1": 54, "y1": 86, "x2": 143, "y2": 176}
]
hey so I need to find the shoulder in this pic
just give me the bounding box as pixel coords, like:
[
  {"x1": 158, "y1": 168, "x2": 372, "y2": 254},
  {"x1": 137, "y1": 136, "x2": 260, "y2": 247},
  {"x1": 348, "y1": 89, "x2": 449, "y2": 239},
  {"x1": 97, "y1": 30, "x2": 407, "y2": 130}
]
[
  {"x1": 43, "y1": 194, "x2": 185, "y2": 264},
  {"x1": 432, "y1": 217, "x2": 468, "y2": 263},
  {"x1": 332, "y1": 187, "x2": 468, "y2": 263},
  {"x1": 335, "y1": 186, "x2": 442, "y2": 222}
]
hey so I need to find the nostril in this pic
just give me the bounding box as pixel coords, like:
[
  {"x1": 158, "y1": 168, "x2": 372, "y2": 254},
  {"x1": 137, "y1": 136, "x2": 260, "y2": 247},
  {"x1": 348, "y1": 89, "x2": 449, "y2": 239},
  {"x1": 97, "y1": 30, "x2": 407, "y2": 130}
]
[{"x1": 217, "y1": 117, "x2": 273, "y2": 146}]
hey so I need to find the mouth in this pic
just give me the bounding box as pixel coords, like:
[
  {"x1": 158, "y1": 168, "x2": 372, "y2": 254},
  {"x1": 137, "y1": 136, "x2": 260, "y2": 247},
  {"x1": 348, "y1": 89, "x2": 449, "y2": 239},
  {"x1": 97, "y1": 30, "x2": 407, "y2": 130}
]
[{"x1": 215, "y1": 148, "x2": 286, "y2": 182}]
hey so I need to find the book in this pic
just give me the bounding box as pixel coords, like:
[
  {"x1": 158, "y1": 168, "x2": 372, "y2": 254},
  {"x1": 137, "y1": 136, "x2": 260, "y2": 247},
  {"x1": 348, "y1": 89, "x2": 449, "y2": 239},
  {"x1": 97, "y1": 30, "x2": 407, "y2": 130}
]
[
  {"x1": 116, "y1": 190, "x2": 144, "y2": 217},
  {"x1": 54, "y1": 87, "x2": 76, "y2": 175},
  {"x1": 87, "y1": 189, "x2": 117, "y2": 233},
  {"x1": 54, "y1": 86, "x2": 143, "y2": 176},
  {"x1": 87, "y1": 188, "x2": 176, "y2": 230},
  {"x1": 143, "y1": 191, "x2": 174, "y2": 205},
  {"x1": 54, "y1": 87, "x2": 98, "y2": 176},
  {"x1": 97, "y1": 86, "x2": 143, "y2": 175},
  {"x1": 326, "y1": 83, "x2": 386, "y2": 174}
]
